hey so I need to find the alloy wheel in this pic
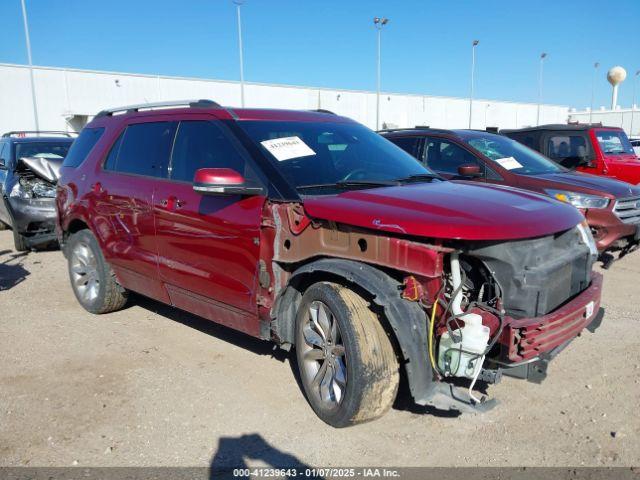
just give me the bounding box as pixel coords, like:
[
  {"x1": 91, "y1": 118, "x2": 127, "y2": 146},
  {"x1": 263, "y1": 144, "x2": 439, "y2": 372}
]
[
  {"x1": 300, "y1": 300, "x2": 347, "y2": 409},
  {"x1": 70, "y1": 242, "x2": 100, "y2": 303}
]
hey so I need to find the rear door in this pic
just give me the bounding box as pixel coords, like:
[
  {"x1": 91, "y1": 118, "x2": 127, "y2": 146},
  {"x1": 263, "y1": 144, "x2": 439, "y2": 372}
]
[
  {"x1": 92, "y1": 119, "x2": 176, "y2": 300},
  {"x1": 153, "y1": 117, "x2": 266, "y2": 336}
]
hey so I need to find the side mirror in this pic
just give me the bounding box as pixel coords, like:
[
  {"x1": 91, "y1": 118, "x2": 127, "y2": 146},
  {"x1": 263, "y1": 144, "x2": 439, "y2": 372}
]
[
  {"x1": 193, "y1": 168, "x2": 264, "y2": 196},
  {"x1": 457, "y1": 164, "x2": 482, "y2": 177}
]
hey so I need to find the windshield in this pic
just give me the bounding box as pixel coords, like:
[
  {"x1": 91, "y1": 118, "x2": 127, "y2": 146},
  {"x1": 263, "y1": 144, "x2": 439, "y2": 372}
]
[
  {"x1": 15, "y1": 142, "x2": 71, "y2": 161},
  {"x1": 237, "y1": 121, "x2": 433, "y2": 194},
  {"x1": 465, "y1": 134, "x2": 564, "y2": 175},
  {"x1": 595, "y1": 130, "x2": 634, "y2": 155}
]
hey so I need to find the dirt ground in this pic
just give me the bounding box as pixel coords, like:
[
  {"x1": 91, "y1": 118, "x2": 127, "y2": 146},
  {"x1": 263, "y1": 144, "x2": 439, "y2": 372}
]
[{"x1": 0, "y1": 229, "x2": 638, "y2": 468}]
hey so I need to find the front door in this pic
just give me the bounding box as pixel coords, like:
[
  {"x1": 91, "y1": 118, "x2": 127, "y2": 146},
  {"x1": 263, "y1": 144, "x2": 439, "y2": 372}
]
[
  {"x1": 153, "y1": 118, "x2": 266, "y2": 336},
  {"x1": 420, "y1": 137, "x2": 488, "y2": 182}
]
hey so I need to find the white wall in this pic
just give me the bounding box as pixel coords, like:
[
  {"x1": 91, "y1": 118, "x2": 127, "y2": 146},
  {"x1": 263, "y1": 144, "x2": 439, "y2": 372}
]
[
  {"x1": 0, "y1": 63, "x2": 570, "y2": 134},
  {"x1": 569, "y1": 108, "x2": 640, "y2": 138}
]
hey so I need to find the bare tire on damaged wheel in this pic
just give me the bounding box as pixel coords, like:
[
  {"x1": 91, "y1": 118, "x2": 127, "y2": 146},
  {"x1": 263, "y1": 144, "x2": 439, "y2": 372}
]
[
  {"x1": 295, "y1": 281, "x2": 399, "y2": 427},
  {"x1": 12, "y1": 227, "x2": 28, "y2": 252},
  {"x1": 67, "y1": 229, "x2": 128, "y2": 314}
]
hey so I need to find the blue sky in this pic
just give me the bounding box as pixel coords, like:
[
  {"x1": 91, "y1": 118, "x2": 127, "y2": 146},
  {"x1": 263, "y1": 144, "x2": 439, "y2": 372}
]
[{"x1": 0, "y1": 0, "x2": 638, "y2": 108}]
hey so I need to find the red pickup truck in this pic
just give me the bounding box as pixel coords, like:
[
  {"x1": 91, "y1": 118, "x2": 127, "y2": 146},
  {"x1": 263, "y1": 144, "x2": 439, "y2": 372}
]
[{"x1": 502, "y1": 124, "x2": 640, "y2": 185}]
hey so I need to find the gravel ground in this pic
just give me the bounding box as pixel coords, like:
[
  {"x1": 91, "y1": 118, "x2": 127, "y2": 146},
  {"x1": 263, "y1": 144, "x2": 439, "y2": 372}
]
[{"x1": 0, "y1": 229, "x2": 638, "y2": 468}]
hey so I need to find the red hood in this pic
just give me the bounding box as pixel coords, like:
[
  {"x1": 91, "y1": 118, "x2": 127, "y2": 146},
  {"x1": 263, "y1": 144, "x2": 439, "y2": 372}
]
[
  {"x1": 303, "y1": 181, "x2": 584, "y2": 241},
  {"x1": 602, "y1": 155, "x2": 640, "y2": 185}
]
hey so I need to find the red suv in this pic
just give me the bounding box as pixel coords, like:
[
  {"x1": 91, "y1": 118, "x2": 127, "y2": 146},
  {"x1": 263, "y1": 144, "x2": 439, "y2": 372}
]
[
  {"x1": 57, "y1": 100, "x2": 603, "y2": 427},
  {"x1": 381, "y1": 128, "x2": 640, "y2": 265},
  {"x1": 502, "y1": 124, "x2": 640, "y2": 185}
]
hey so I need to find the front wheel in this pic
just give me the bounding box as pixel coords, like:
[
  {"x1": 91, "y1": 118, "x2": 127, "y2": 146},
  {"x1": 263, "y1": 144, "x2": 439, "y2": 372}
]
[
  {"x1": 295, "y1": 282, "x2": 399, "y2": 427},
  {"x1": 67, "y1": 229, "x2": 128, "y2": 314},
  {"x1": 12, "y1": 228, "x2": 28, "y2": 252}
]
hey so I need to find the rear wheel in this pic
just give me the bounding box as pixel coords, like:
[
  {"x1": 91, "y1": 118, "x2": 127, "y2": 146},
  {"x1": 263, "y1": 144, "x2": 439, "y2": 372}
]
[
  {"x1": 67, "y1": 229, "x2": 128, "y2": 314},
  {"x1": 295, "y1": 282, "x2": 399, "y2": 427}
]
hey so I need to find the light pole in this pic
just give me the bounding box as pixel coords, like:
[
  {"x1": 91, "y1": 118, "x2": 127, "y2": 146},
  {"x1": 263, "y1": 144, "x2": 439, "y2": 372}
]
[
  {"x1": 374, "y1": 17, "x2": 389, "y2": 130},
  {"x1": 233, "y1": 0, "x2": 245, "y2": 107},
  {"x1": 631, "y1": 70, "x2": 640, "y2": 138},
  {"x1": 20, "y1": 0, "x2": 39, "y2": 130},
  {"x1": 469, "y1": 40, "x2": 479, "y2": 129},
  {"x1": 537, "y1": 52, "x2": 547, "y2": 126},
  {"x1": 589, "y1": 62, "x2": 599, "y2": 124}
]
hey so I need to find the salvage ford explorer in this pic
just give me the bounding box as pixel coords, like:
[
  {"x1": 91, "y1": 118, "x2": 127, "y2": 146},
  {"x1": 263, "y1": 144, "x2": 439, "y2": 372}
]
[{"x1": 56, "y1": 100, "x2": 604, "y2": 427}]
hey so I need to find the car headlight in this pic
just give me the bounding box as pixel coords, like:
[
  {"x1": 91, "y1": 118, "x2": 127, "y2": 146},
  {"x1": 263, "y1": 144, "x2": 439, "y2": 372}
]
[
  {"x1": 577, "y1": 221, "x2": 599, "y2": 257},
  {"x1": 545, "y1": 189, "x2": 610, "y2": 209},
  {"x1": 9, "y1": 182, "x2": 31, "y2": 199}
]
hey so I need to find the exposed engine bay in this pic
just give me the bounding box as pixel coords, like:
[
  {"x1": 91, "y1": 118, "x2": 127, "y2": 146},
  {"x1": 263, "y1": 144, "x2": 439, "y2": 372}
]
[
  {"x1": 430, "y1": 225, "x2": 598, "y2": 405},
  {"x1": 4, "y1": 155, "x2": 62, "y2": 248},
  {"x1": 11, "y1": 156, "x2": 62, "y2": 199}
]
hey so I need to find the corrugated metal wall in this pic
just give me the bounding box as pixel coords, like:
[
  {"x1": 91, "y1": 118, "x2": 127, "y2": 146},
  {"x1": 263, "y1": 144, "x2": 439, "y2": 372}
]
[{"x1": 0, "y1": 63, "x2": 570, "y2": 133}]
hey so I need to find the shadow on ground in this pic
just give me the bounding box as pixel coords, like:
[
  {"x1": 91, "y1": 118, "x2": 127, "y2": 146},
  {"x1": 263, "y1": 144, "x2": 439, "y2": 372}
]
[
  {"x1": 133, "y1": 294, "x2": 290, "y2": 362},
  {"x1": 209, "y1": 433, "x2": 319, "y2": 479},
  {"x1": 0, "y1": 250, "x2": 29, "y2": 291}
]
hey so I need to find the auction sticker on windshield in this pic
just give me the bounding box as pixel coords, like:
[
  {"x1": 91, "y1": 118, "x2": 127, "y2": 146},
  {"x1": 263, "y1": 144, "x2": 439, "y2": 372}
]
[
  {"x1": 495, "y1": 156, "x2": 523, "y2": 170},
  {"x1": 260, "y1": 136, "x2": 316, "y2": 161}
]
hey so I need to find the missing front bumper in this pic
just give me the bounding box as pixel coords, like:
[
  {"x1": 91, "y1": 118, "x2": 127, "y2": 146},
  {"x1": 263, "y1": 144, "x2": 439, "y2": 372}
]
[{"x1": 500, "y1": 307, "x2": 605, "y2": 384}]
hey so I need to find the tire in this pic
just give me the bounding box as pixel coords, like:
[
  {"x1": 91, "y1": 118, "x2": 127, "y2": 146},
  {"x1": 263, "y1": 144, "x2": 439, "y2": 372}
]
[
  {"x1": 295, "y1": 281, "x2": 399, "y2": 427},
  {"x1": 67, "y1": 229, "x2": 127, "y2": 314},
  {"x1": 12, "y1": 227, "x2": 28, "y2": 252}
]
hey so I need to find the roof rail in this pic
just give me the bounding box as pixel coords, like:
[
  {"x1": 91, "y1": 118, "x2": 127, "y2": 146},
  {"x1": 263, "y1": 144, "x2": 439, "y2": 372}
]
[
  {"x1": 2, "y1": 130, "x2": 78, "y2": 138},
  {"x1": 309, "y1": 109, "x2": 336, "y2": 115},
  {"x1": 377, "y1": 127, "x2": 418, "y2": 133},
  {"x1": 94, "y1": 99, "x2": 222, "y2": 118},
  {"x1": 378, "y1": 126, "x2": 450, "y2": 134}
]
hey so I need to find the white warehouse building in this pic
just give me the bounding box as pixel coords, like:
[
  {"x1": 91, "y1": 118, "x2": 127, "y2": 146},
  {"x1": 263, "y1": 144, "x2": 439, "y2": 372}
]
[
  {"x1": 568, "y1": 108, "x2": 640, "y2": 138},
  {"x1": 0, "y1": 62, "x2": 571, "y2": 134}
]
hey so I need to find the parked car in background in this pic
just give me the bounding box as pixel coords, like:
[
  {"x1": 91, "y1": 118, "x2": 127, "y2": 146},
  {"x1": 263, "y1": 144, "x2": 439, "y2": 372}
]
[
  {"x1": 381, "y1": 128, "x2": 640, "y2": 265},
  {"x1": 631, "y1": 138, "x2": 640, "y2": 157},
  {"x1": 502, "y1": 124, "x2": 640, "y2": 185},
  {"x1": 57, "y1": 101, "x2": 603, "y2": 427},
  {"x1": 0, "y1": 131, "x2": 75, "y2": 251}
]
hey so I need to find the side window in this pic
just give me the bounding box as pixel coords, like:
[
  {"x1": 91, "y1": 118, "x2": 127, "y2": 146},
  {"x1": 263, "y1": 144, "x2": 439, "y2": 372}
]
[
  {"x1": 423, "y1": 138, "x2": 481, "y2": 175},
  {"x1": 104, "y1": 132, "x2": 124, "y2": 171},
  {"x1": 170, "y1": 121, "x2": 246, "y2": 182},
  {"x1": 389, "y1": 136, "x2": 420, "y2": 158},
  {"x1": 0, "y1": 143, "x2": 7, "y2": 166},
  {"x1": 547, "y1": 134, "x2": 590, "y2": 167},
  {"x1": 104, "y1": 122, "x2": 176, "y2": 178},
  {"x1": 62, "y1": 127, "x2": 105, "y2": 168}
]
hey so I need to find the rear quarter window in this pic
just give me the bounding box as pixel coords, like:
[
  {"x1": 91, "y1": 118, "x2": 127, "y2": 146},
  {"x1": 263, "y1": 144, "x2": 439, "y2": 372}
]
[{"x1": 62, "y1": 127, "x2": 105, "y2": 168}]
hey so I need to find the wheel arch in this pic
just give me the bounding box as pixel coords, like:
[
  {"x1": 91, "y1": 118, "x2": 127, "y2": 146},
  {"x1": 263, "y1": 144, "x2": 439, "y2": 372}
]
[{"x1": 272, "y1": 258, "x2": 437, "y2": 405}]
